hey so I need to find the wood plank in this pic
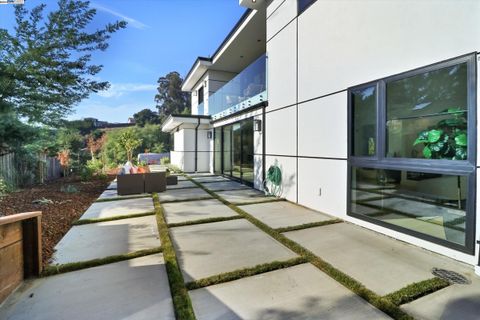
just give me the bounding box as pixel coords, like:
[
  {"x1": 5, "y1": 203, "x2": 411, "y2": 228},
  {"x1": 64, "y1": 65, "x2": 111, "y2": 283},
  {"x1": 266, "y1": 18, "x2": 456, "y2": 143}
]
[
  {"x1": 0, "y1": 241, "x2": 23, "y2": 303},
  {"x1": 0, "y1": 222, "x2": 22, "y2": 250},
  {"x1": 0, "y1": 211, "x2": 42, "y2": 226}
]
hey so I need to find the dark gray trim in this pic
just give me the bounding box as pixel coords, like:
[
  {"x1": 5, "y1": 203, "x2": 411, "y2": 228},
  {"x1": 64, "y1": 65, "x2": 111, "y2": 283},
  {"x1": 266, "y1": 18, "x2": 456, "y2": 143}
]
[
  {"x1": 266, "y1": 15, "x2": 296, "y2": 44},
  {"x1": 266, "y1": 0, "x2": 286, "y2": 20},
  {"x1": 347, "y1": 53, "x2": 477, "y2": 255},
  {"x1": 262, "y1": 105, "x2": 266, "y2": 183},
  {"x1": 194, "y1": 118, "x2": 200, "y2": 172}
]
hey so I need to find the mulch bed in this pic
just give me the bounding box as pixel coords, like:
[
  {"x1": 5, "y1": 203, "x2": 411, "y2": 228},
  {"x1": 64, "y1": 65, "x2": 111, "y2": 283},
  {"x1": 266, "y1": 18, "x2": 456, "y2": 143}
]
[{"x1": 0, "y1": 176, "x2": 113, "y2": 268}]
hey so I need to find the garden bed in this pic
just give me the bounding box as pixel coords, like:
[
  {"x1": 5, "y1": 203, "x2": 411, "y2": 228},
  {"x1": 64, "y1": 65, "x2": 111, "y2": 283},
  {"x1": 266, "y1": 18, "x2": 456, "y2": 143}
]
[{"x1": 0, "y1": 176, "x2": 113, "y2": 268}]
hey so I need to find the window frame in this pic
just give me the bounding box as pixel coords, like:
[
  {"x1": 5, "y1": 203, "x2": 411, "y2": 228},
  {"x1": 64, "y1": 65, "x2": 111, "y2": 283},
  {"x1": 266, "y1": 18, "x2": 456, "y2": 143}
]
[
  {"x1": 298, "y1": 0, "x2": 317, "y2": 15},
  {"x1": 347, "y1": 53, "x2": 477, "y2": 254}
]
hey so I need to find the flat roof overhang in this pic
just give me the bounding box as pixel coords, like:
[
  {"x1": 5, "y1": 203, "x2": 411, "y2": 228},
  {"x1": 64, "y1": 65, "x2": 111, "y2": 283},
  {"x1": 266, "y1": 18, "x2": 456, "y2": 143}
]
[
  {"x1": 161, "y1": 114, "x2": 211, "y2": 133},
  {"x1": 181, "y1": 7, "x2": 266, "y2": 92}
]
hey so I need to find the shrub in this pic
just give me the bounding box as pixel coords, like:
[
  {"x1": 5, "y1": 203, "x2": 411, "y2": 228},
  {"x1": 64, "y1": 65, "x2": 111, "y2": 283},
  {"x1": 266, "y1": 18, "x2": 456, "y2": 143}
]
[
  {"x1": 61, "y1": 184, "x2": 79, "y2": 193},
  {"x1": 0, "y1": 177, "x2": 9, "y2": 195},
  {"x1": 161, "y1": 157, "x2": 170, "y2": 165}
]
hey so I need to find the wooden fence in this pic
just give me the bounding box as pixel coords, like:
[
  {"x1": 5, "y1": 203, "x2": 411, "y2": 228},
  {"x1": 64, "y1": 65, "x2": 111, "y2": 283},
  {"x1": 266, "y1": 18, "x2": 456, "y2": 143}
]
[{"x1": 0, "y1": 152, "x2": 61, "y2": 189}]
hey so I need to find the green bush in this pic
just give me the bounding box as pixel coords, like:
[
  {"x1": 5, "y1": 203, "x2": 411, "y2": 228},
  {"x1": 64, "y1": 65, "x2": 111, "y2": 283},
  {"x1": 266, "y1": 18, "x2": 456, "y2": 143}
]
[
  {"x1": 0, "y1": 177, "x2": 9, "y2": 195},
  {"x1": 61, "y1": 184, "x2": 79, "y2": 193},
  {"x1": 161, "y1": 157, "x2": 170, "y2": 165}
]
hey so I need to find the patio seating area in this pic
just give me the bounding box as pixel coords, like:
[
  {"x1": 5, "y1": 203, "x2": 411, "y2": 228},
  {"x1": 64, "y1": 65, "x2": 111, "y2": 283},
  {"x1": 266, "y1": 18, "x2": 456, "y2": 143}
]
[{"x1": 1, "y1": 172, "x2": 479, "y2": 320}]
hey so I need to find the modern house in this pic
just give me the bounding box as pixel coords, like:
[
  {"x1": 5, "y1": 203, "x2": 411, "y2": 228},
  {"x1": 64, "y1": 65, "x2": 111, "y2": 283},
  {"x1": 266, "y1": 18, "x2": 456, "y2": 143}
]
[{"x1": 162, "y1": 0, "x2": 480, "y2": 275}]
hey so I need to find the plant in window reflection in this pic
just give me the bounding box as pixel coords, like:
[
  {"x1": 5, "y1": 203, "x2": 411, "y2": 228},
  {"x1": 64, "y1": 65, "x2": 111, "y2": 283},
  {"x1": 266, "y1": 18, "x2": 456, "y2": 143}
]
[{"x1": 413, "y1": 108, "x2": 467, "y2": 160}]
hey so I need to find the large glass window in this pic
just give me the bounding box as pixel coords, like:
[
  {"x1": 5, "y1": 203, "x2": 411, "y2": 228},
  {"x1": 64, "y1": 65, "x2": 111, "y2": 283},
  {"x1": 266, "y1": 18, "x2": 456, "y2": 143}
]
[
  {"x1": 352, "y1": 86, "x2": 377, "y2": 157},
  {"x1": 351, "y1": 167, "x2": 468, "y2": 246},
  {"x1": 348, "y1": 54, "x2": 476, "y2": 253},
  {"x1": 387, "y1": 63, "x2": 468, "y2": 160}
]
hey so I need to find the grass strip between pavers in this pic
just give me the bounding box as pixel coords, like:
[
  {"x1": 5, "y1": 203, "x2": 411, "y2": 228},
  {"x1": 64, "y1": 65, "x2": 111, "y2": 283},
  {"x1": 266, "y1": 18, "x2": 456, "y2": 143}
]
[
  {"x1": 168, "y1": 215, "x2": 243, "y2": 228},
  {"x1": 42, "y1": 247, "x2": 162, "y2": 276},
  {"x1": 384, "y1": 277, "x2": 450, "y2": 306},
  {"x1": 153, "y1": 193, "x2": 196, "y2": 320},
  {"x1": 275, "y1": 219, "x2": 343, "y2": 233},
  {"x1": 73, "y1": 211, "x2": 156, "y2": 225},
  {"x1": 185, "y1": 174, "x2": 413, "y2": 320},
  {"x1": 95, "y1": 194, "x2": 152, "y2": 203},
  {"x1": 186, "y1": 257, "x2": 308, "y2": 290}
]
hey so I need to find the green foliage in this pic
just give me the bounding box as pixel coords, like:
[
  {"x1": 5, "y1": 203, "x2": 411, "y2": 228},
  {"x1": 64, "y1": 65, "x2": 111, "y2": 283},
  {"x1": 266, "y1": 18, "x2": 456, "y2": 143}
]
[
  {"x1": 0, "y1": 0, "x2": 126, "y2": 127},
  {"x1": 117, "y1": 128, "x2": 142, "y2": 162},
  {"x1": 103, "y1": 125, "x2": 170, "y2": 166},
  {"x1": 133, "y1": 108, "x2": 160, "y2": 127},
  {"x1": 0, "y1": 177, "x2": 10, "y2": 195},
  {"x1": 155, "y1": 72, "x2": 191, "y2": 121},
  {"x1": 160, "y1": 157, "x2": 170, "y2": 165},
  {"x1": 60, "y1": 184, "x2": 79, "y2": 193},
  {"x1": 414, "y1": 108, "x2": 468, "y2": 160}
]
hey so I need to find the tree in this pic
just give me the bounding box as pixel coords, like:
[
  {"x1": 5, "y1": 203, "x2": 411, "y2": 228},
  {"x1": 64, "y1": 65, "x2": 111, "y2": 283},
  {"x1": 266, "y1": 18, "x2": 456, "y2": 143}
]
[
  {"x1": 117, "y1": 129, "x2": 142, "y2": 162},
  {"x1": 133, "y1": 108, "x2": 159, "y2": 127},
  {"x1": 0, "y1": 0, "x2": 126, "y2": 151},
  {"x1": 154, "y1": 71, "x2": 190, "y2": 121},
  {"x1": 86, "y1": 132, "x2": 106, "y2": 160}
]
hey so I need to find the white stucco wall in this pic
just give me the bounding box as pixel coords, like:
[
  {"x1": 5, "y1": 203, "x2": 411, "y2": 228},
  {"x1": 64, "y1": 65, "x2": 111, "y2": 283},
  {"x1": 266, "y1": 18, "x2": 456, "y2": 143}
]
[{"x1": 266, "y1": 0, "x2": 480, "y2": 265}]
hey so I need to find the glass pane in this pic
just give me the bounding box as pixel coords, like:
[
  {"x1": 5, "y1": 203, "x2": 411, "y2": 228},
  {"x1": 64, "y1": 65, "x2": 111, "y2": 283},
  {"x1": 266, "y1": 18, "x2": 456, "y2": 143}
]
[
  {"x1": 232, "y1": 123, "x2": 242, "y2": 179},
  {"x1": 214, "y1": 128, "x2": 222, "y2": 174},
  {"x1": 223, "y1": 125, "x2": 232, "y2": 176},
  {"x1": 352, "y1": 86, "x2": 376, "y2": 157},
  {"x1": 386, "y1": 63, "x2": 468, "y2": 160},
  {"x1": 241, "y1": 120, "x2": 254, "y2": 185},
  {"x1": 351, "y1": 167, "x2": 468, "y2": 246}
]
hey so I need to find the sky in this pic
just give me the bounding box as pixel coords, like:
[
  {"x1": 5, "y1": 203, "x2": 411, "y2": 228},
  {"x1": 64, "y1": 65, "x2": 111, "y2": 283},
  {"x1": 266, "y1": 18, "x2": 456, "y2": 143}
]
[{"x1": 0, "y1": 0, "x2": 245, "y2": 123}]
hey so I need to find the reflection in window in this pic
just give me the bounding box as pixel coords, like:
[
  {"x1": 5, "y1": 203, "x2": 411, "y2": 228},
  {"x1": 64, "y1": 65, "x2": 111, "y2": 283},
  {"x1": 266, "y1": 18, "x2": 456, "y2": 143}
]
[
  {"x1": 351, "y1": 167, "x2": 467, "y2": 246},
  {"x1": 352, "y1": 86, "x2": 376, "y2": 157},
  {"x1": 214, "y1": 128, "x2": 222, "y2": 174},
  {"x1": 386, "y1": 63, "x2": 468, "y2": 160}
]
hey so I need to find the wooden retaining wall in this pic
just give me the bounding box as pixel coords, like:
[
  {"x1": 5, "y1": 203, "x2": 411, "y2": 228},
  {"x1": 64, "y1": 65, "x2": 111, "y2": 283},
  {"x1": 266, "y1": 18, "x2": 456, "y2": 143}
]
[{"x1": 0, "y1": 212, "x2": 42, "y2": 303}]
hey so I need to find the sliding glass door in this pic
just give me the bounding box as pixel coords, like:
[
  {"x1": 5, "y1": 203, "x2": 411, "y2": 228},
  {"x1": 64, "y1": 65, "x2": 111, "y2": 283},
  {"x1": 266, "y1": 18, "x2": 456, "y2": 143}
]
[{"x1": 218, "y1": 118, "x2": 254, "y2": 186}]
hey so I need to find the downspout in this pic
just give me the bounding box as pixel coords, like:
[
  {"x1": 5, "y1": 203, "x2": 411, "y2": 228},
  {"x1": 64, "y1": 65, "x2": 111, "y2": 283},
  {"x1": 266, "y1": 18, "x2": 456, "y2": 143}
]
[
  {"x1": 262, "y1": 104, "x2": 266, "y2": 184},
  {"x1": 194, "y1": 118, "x2": 200, "y2": 172}
]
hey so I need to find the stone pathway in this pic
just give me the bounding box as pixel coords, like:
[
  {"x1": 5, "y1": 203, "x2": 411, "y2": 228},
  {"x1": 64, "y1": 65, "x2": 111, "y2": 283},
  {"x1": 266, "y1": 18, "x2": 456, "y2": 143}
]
[{"x1": 1, "y1": 173, "x2": 478, "y2": 320}]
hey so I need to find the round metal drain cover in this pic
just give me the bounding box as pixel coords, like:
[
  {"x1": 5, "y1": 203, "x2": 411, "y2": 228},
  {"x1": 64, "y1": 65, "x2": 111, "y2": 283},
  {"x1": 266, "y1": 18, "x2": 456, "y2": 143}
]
[{"x1": 432, "y1": 268, "x2": 471, "y2": 285}]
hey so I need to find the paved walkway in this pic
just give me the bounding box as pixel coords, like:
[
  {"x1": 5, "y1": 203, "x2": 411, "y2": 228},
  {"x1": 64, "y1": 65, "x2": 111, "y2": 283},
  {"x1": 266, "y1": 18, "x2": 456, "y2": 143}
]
[{"x1": 1, "y1": 173, "x2": 479, "y2": 320}]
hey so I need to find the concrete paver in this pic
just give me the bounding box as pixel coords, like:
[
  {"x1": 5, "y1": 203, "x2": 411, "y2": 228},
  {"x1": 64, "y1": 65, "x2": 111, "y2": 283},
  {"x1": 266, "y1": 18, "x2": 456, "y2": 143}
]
[
  {"x1": 191, "y1": 175, "x2": 230, "y2": 183},
  {"x1": 216, "y1": 189, "x2": 269, "y2": 204},
  {"x1": 0, "y1": 254, "x2": 174, "y2": 320},
  {"x1": 158, "y1": 188, "x2": 212, "y2": 202},
  {"x1": 284, "y1": 222, "x2": 472, "y2": 295},
  {"x1": 106, "y1": 180, "x2": 117, "y2": 190},
  {"x1": 202, "y1": 180, "x2": 250, "y2": 191},
  {"x1": 241, "y1": 201, "x2": 333, "y2": 229},
  {"x1": 51, "y1": 215, "x2": 159, "y2": 265},
  {"x1": 98, "y1": 188, "x2": 150, "y2": 200},
  {"x1": 170, "y1": 219, "x2": 297, "y2": 282},
  {"x1": 163, "y1": 199, "x2": 238, "y2": 224},
  {"x1": 166, "y1": 180, "x2": 197, "y2": 190},
  {"x1": 190, "y1": 263, "x2": 390, "y2": 320},
  {"x1": 81, "y1": 197, "x2": 154, "y2": 220},
  {"x1": 402, "y1": 271, "x2": 480, "y2": 320}
]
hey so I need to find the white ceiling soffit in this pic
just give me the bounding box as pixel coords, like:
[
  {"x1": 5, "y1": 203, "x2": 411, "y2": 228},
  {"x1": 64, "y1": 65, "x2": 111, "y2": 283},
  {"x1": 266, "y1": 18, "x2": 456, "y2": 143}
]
[
  {"x1": 182, "y1": 7, "x2": 266, "y2": 92},
  {"x1": 161, "y1": 116, "x2": 210, "y2": 132},
  {"x1": 181, "y1": 59, "x2": 212, "y2": 92},
  {"x1": 239, "y1": 0, "x2": 267, "y2": 10}
]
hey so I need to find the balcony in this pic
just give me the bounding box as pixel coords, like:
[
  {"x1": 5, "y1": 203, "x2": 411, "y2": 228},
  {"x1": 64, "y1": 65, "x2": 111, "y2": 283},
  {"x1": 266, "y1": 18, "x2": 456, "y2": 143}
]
[{"x1": 209, "y1": 54, "x2": 267, "y2": 120}]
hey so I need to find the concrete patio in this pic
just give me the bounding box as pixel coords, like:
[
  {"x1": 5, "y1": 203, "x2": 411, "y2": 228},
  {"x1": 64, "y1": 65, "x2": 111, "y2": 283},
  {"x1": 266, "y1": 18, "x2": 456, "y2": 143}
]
[{"x1": 1, "y1": 173, "x2": 478, "y2": 320}]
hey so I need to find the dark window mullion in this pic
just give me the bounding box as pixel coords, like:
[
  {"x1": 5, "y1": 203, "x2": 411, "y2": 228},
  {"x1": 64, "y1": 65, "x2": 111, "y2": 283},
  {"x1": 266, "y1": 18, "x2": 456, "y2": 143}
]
[{"x1": 377, "y1": 81, "x2": 386, "y2": 160}]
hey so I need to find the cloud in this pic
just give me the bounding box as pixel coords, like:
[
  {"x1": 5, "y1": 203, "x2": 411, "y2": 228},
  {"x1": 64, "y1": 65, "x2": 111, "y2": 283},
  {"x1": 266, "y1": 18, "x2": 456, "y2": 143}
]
[
  {"x1": 91, "y1": 2, "x2": 149, "y2": 30},
  {"x1": 97, "y1": 83, "x2": 157, "y2": 98}
]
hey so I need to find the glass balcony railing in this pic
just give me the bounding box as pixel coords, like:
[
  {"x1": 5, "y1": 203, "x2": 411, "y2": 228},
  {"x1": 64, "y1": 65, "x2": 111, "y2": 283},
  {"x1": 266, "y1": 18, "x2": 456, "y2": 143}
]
[
  {"x1": 209, "y1": 54, "x2": 267, "y2": 120},
  {"x1": 197, "y1": 102, "x2": 205, "y2": 116}
]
